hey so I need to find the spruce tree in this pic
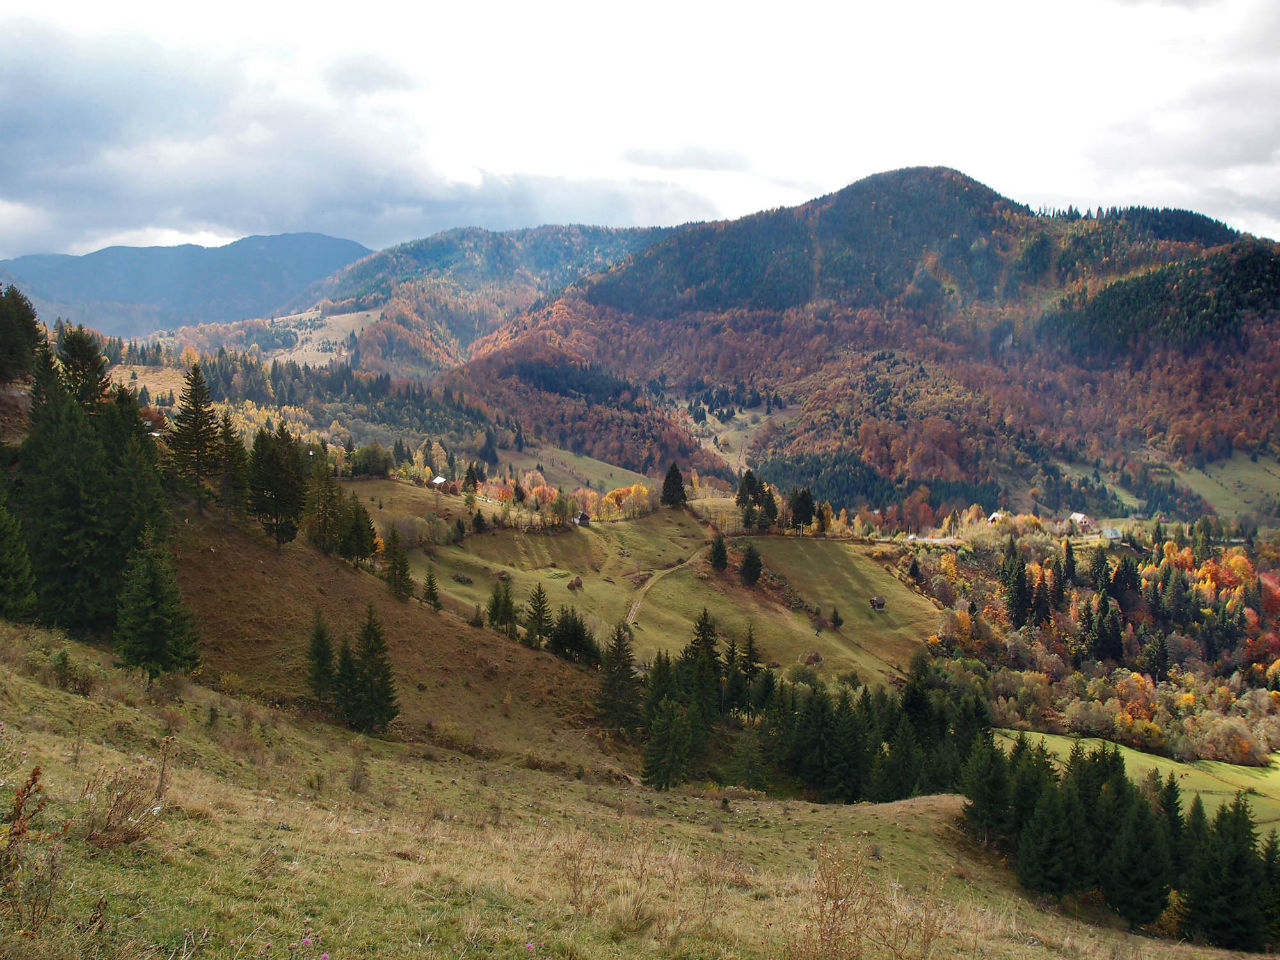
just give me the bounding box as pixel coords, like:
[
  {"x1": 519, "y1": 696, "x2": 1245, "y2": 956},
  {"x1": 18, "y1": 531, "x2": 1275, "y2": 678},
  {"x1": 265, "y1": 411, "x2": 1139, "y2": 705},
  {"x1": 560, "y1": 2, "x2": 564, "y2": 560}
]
[
  {"x1": 350, "y1": 604, "x2": 399, "y2": 734},
  {"x1": 740, "y1": 542, "x2": 762, "y2": 586},
  {"x1": 57, "y1": 324, "x2": 109, "y2": 409},
  {"x1": 0, "y1": 494, "x2": 37, "y2": 621},
  {"x1": 384, "y1": 526, "x2": 414, "y2": 600},
  {"x1": 171, "y1": 362, "x2": 219, "y2": 512},
  {"x1": 960, "y1": 733, "x2": 1010, "y2": 846},
  {"x1": 1102, "y1": 796, "x2": 1171, "y2": 927},
  {"x1": 641, "y1": 697, "x2": 691, "y2": 790},
  {"x1": 334, "y1": 638, "x2": 359, "y2": 728},
  {"x1": 216, "y1": 413, "x2": 249, "y2": 526},
  {"x1": 248, "y1": 424, "x2": 307, "y2": 550},
  {"x1": 660, "y1": 462, "x2": 687, "y2": 508},
  {"x1": 598, "y1": 622, "x2": 642, "y2": 733},
  {"x1": 114, "y1": 528, "x2": 198, "y2": 679},
  {"x1": 1017, "y1": 784, "x2": 1071, "y2": 897},
  {"x1": 709, "y1": 532, "x2": 728, "y2": 572},
  {"x1": 306, "y1": 609, "x2": 335, "y2": 707},
  {"x1": 422, "y1": 566, "x2": 442, "y2": 611},
  {"x1": 1062, "y1": 538, "x2": 1076, "y2": 584},
  {"x1": 0, "y1": 284, "x2": 42, "y2": 381},
  {"x1": 16, "y1": 391, "x2": 118, "y2": 631},
  {"x1": 524, "y1": 583, "x2": 552, "y2": 647},
  {"x1": 643, "y1": 650, "x2": 677, "y2": 728}
]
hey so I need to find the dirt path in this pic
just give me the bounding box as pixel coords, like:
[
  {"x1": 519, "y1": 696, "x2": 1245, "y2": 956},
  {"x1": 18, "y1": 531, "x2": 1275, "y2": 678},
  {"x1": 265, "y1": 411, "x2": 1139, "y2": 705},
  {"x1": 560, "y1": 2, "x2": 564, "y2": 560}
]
[{"x1": 626, "y1": 545, "x2": 707, "y2": 624}]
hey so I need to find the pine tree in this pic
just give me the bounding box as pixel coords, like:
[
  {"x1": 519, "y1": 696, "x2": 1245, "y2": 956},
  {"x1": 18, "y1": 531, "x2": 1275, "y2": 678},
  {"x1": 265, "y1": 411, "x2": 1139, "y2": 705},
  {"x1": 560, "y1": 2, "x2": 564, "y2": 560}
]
[
  {"x1": 524, "y1": 583, "x2": 552, "y2": 647},
  {"x1": 384, "y1": 526, "x2": 414, "y2": 600},
  {"x1": 340, "y1": 491, "x2": 376, "y2": 564},
  {"x1": 1017, "y1": 783, "x2": 1071, "y2": 896},
  {"x1": 0, "y1": 284, "x2": 42, "y2": 381},
  {"x1": 349, "y1": 604, "x2": 399, "y2": 734},
  {"x1": 598, "y1": 622, "x2": 642, "y2": 733},
  {"x1": 306, "y1": 609, "x2": 335, "y2": 707},
  {"x1": 709, "y1": 532, "x2": 728, "y2": 572},
  {"x1": 740, "y1": 543, "x2": 762, "y2": 586},
  {"x1": 216, "y1": 413, "x2": 249, "y2": 526},
  {"x1": 16, "y1": 391, "x2": 118, "y2": 631},
  {"x1": 660, "y1": 462, "x2": 687, "y2": 508},
  {"x1": 334, "y1": 638, "x2": 359, "y2": 728},
  {"x1": 1102, "y1": 795, "x2": 1171, "y2": 927},
  {"x1": 171, "y1": 362, "x2": 220, "y2": 512},
  {"x1": 960, "y1": 733, "x2": 1010, "y2": 846},
  {"x1": 1189, "y1": 794, "x2": 1265, "y2": 950},
  {"x1": 0, "y1": 494, "x2": 37, "y2": 621},
  {"x1": 1089, "y1": 548, "x2": 1111, "y2": 593},
  {"x1": 422, "y1": 566, "x2": 442, "y2": 611},
  {"x1": 641, "y1": 697, "x2": 691, "y2": 790},
  {"x1": 113, "y1": 528, "x2": 198, "y2": 680},
  {"x1": 248, "y1": 424, "x2": 307, "y2": 550},
  {"x1": 57, "y1": 324, "x2": 109, "y2": 409}
]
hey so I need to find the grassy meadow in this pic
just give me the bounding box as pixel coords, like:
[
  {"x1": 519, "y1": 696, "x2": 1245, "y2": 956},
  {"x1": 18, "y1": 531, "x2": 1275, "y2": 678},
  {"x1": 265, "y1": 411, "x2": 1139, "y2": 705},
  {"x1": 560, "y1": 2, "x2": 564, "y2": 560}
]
[
  {"x1": 0, "y1": 621, "x2": 1256, "y2": 960},
  {"x1": 1002, "y1": 730, "x2": 1280, "y2": 829}
]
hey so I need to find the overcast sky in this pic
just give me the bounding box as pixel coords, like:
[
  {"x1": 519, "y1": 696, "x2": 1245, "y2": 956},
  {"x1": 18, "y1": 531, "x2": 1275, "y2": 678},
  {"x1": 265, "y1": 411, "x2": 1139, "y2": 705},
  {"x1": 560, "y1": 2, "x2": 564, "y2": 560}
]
[{"x1": 2, "y1": 0, "x2": 1277, "y2": 258}]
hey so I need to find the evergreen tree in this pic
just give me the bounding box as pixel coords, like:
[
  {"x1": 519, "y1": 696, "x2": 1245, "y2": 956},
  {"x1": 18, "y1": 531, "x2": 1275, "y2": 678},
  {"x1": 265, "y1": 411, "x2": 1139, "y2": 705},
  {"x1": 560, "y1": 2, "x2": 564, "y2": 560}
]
[
  {"x1": 524, "y1": 583, "x2": 552, "y2": 647},
  {"x1": 56, "y1": 324, "x2": 109, "y2": 409},
  {"x1": 660, "y1": 462, "x2": 687, "y2": 507},
  {"x1": 869, "y1": 714, "x2": 923, "y2": 801},
  {"x1": 340, "y1": 491, "x2": 377, "y2": 565},
  {"x1": 598, "y1": 622, "x2": 642, "y2": 733},
  {"x1": 334, "y1": 638, "x2": 359, "y2": 727},
  {"x1": 1102, "y1": 795, "x2": 1171, "y2": 927},
  {"x1": 15, "y1": 391, "x2": 118, "y2": 631},
  {"x1": 0, "y1": 495, "x2": 37, "y2": 621},
  {"x1": 422, "y1": 566, "x2": 442, "y2": 611},
  {"x1": 1017, "y1": 784, "x2": 1072, "y2": 897},
  {"x1": 829, "y1": 605, "x2": 843, "y2": 629},
  {"x1": 170, "y1": 362, "x2": 220, "y2": 512},
  {"x1": 741, "y1": 624, "x2": 762, "y2": 683},
  {"x1": 1062, "y1": 538, "x2": 1076, "y2": 584},
  {"x1": 113, "y1": 528, "x2": 198, "y2": 679},
  {"x1": 216, "y1": 413, "x2": 249, "y2": 526},
  {"x1": 709, "y1": 532, "x2": 728, "y2": 572},
  {"x1": 384, "y1": 526, "x2": 414, "y2": 600},
  {"x1": 641, "y1": 697, "x2": 691, "y2": 790},
  {"x1": 306, "y1": 454, "x2": 343, "y2": 553},
  {"x1": 306, "y1": 609, "x2": 335, "y2": 707},
  {"x1": 740, "y1": 542, "x2": 762, "y2": 586},
  {"x1": 644, "y1": 650, "x2": 677, "y2": 728},
  {"x1": 961, "y1": 733, "x2": 1010, "y2": 846},
  {"x1": 248, "y1": 424, "x2": 307, "y2": 550},
  {"x1": 0, "y1": 284, "x2": 42, "y2": 381},
  {"x1": 1189, "y1": 794, "x2": 1265, "y2": 950},
  {"x1": 348, "y1": 605, "x2": 399, "y2": 734},
  {"x1": 1089, "y1": 548, "x2": 1111, "y2": 593}
]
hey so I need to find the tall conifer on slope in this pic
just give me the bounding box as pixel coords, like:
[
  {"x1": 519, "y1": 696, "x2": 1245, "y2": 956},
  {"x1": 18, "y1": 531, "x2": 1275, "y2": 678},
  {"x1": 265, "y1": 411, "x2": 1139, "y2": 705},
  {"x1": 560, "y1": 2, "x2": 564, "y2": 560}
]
[
  {"x1": 598, "y1": 621, "x2": 641, "y2": 733},
  {"x1": 306, "y1": 609, "x2": 335, "y2": 707},
  {"x1": 171, "y1": 362, "x2": 219, "y2": 512},
  {"x1": 350, "y1": 604, "x2": 399, "y2": 734},
  {"x1": 0, "y1": 494, "x2": 36, "y2": 621},
  {"x1": 114, "y1": 528, "x2": 198, "y2": 680}
]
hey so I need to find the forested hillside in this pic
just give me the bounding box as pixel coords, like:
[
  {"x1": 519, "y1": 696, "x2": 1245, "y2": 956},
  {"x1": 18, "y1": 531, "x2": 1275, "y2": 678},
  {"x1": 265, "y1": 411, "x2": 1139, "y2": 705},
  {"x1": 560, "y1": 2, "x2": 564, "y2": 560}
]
[
  {"x1": 303, "y1": 224, "x2": 676, "y2": 376},
  {"x1": 460, "y1": 167, "x2": 1280, "y2": 513},
  {"x1": 0, "y1": 233, "x2": 370, "y2": 337}
]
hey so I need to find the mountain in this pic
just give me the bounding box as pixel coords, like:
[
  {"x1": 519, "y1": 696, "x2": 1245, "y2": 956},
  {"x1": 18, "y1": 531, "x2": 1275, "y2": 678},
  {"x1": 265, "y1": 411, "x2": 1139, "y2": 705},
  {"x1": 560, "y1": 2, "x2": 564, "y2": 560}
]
[
  {"x1": 0, "y1": 233, "x2": 371, "y2": 338},
  {"x1": 456, "y1": 167, "x2": 1280, "y2": 515},
  {"x1": 301, "y1": 224, "x2": 677, "y2": 377}
]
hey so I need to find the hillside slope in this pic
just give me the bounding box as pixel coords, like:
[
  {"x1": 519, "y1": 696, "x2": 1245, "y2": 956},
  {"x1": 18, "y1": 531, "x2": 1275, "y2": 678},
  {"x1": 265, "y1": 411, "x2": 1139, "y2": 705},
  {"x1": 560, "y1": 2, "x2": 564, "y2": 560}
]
[
  {"x1": 458, "y1": 167, "x2": 1280, "y2": 515},
  {"x1": 0, "y1": 233, "x2": 370, "y2": 337}
]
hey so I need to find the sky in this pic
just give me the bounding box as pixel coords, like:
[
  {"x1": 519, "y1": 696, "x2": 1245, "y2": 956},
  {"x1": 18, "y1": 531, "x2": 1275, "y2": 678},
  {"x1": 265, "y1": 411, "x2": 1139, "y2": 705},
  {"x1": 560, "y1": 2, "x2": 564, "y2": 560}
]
[{"x1": 1, "y1": 0, "x2": 1278, "y2": 259}]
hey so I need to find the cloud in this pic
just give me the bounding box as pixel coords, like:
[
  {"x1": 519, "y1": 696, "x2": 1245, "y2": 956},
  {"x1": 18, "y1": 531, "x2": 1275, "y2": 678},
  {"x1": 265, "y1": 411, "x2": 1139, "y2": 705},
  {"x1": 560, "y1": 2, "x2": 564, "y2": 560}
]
[
  {"x1": 322, "y1": 55, "x2": 418, "y2": 98},
  {"x1": 0, "y1": 20, "x2": 719, "y2": 258},
  {"x1": 623, "y1": 147, "x2": 749, "y2": 173}
]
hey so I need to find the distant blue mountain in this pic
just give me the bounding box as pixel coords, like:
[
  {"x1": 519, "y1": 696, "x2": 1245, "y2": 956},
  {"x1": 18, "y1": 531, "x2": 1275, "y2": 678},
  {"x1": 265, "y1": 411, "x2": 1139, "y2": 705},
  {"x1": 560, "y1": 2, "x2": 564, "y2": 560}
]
[{"x1": 0, "y1": 233, "x2": 371, "y2": 337}]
